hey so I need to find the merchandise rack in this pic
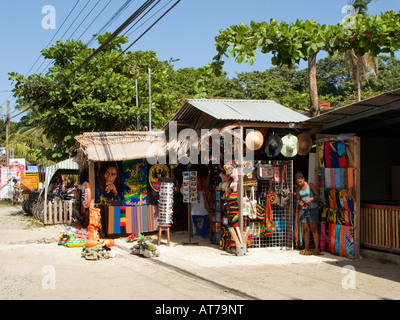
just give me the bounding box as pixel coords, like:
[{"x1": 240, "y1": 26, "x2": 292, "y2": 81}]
[{"x1": 246, "y1": 160, "x2": 294, "y2": 250}]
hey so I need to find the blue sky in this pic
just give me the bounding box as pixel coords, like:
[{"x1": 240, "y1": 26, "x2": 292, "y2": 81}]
[{"x1": 1, "y1": 0, "x2": 400, "y2": 121}]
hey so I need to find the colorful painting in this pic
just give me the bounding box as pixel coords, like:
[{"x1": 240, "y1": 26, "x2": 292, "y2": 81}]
[{"x1": 123, "y1": 159, "x2": 147, "y2": 206}]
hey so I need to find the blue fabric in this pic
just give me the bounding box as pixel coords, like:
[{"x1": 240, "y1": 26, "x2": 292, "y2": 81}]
[
  {"x1": 192, "y1": 215, "x2": 209, "y2": 238},
  {"x1": 114, "y1": 206, "x2": 121, "y2": 234}
]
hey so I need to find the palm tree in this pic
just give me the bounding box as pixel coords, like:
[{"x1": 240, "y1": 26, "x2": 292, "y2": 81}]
[
  {"x1": 8, "y1": 126, "x2": 55, "y2": 167},
  {"x1": 344, "y1": 0, "x2": 379, "y2": 101}
]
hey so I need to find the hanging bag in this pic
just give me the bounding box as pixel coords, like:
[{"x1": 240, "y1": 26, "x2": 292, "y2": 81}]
[
  {"x1": 268, "y1": 179, "x2": 278, "y2": 205},
  {"x1": 279, "y1": 163, "x2": 291, "y2": 207},
  {"x1": 264, "y1": 191, "x2": 276, "y2": 236},
  {"x1": 256, "y1": 163, "x2": 273, "y2": 180},
  {"x1": 249, "y1": 186, "x2": 257, "y2": 219}
]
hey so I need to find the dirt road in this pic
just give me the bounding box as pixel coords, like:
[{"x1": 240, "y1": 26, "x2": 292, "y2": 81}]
[{"x1": 0, "y1": 205, "x2": 399, "y2": 302}]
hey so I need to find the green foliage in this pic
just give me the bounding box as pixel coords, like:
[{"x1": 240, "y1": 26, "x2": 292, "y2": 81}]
[
  {"x1": 9, "y1": 35, "x2": 181, "y2": 160},
  {"x1": 6, "y1": 11, "x2": 400, "y2": 163}
]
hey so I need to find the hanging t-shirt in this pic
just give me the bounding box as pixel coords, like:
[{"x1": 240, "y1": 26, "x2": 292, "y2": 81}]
[{"x1": 191, "y1": 192, "x2": 208, "y2": 216}]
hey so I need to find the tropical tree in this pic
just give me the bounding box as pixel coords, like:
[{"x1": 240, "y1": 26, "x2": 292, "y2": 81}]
[
  {"x1": 213, "y1": 10, "x2": 400, "y2": 116},
  {"x1": 8, "y1": 34, "x2": 180, "y2": 160},
  {"x1": 213, "y1": 19, "x2": 329, "y2": 116}
]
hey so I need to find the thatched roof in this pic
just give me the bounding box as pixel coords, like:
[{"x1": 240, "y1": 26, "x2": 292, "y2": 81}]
[{"x1": 75, "y1": 131, "x2": 167, "y2": 163}]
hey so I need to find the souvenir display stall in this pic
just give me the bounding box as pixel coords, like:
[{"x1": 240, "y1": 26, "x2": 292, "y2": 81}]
[
  {"x1": 202, "y1": 129, "x2": 319, "y2": 254},
  {"x1": 210, "y1": 158, "x2": 294, "y2": 252},
  {"x1": 95, "y1": 160, "x2": 163, "y2": 237},
  {"x1": 74, "y1": 131, "x2": 169, "y2": 238},
  {"x1": 164, "y1": 99, "x2": 317, "y2": 255},
  {"x1": 314, "y1": 134, "x2": 360, "y2": 258}
]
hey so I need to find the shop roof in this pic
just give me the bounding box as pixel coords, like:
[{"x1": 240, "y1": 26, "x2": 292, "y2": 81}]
[
  {"x1": 167, "y1": 99, "x2": 310, "y2": 127},
  {"x1": 42, "y1": 158, "x2": 79, "y2": 192},
  {"x1": 304, "y1": 88, "x2": 400, "y2": 136},
  {"x1": 75, "y1": 131, "x2": 167, "y2": 162}
]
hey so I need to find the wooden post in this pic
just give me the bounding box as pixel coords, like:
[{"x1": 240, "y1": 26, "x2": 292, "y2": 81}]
[
  {"x1": 89, "y1": 161, "x2": 95, "y2": 207},
  {"x1": 237, "y1": 125, "x2": 244, "y2": 238}
]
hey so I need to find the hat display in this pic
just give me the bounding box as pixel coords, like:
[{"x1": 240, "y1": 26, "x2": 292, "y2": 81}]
[
  {"x1": 297, "y1": 133, "x2": 313, "y2": 156},
  {"x1": 264, "y1": 133, "x2": 282, "y2": 157},
  {"x1": 280, "y1": 134, "x2": 299, "y2": 157},
  {"x1": 245, "y1": 130, "x2": 264, "y2": 151}
]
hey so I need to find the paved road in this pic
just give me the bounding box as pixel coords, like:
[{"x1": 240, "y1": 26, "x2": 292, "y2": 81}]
[{"x1": 0, "y1": 205, "x2": 399, "y2": 307}]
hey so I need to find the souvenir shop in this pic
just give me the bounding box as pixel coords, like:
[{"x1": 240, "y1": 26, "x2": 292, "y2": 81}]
[
  {"x1": 164, "y1": 99, "x2": 316, "y2": 254},
  {"x1": 74, "y1": 131, "x2": 176, "y2": 238}
]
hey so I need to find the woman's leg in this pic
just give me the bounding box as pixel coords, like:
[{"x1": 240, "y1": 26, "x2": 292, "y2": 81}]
[
  {"x1": 302, "y1": 222, "x2": 311, "y2": 251},
  {"x1": 310, "y1": 222, "x2": 321, "y2": 254}
]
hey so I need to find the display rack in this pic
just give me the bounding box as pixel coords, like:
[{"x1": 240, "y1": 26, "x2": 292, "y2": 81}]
[{"x1": 247, "y1": 160, "x2": 294, "y2": 250}]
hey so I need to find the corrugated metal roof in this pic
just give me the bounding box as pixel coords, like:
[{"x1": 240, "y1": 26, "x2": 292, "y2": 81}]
[
  {"x1": 305, "y1": 88, "x2": 400, "y2": 132},
  {"x1": 169, "y1": 99, "x2": 310, "y2": 124}
]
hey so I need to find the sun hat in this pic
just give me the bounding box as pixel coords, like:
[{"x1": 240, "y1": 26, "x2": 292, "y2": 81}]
[
  {"x1": 264, "y1": 133, "x2": 282, "y2": 157},
  {"x1": 297, "y1": 133, "x2": 313, "y2": 156},
  {"x1": 245, "y1": 130, "x2": 264, "y2": 151},
  {"x1": 280, "y1": 133, "x2": 299, "y2": 157}
]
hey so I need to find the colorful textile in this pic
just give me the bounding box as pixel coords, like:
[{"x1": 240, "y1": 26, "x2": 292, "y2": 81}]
[
  {"x1": 122, "y1": 159, "x2": 147, "y2": 206},
  {"x1": 343, "y1": 226, "x2": 354, "y2": 257},
  {"x1": 319, "y1": 168, "x2": 353, "y2": 189},
  {"x1": 324, "y1": 142, "x2": 331, "y2": 168},
  {"x1": 318, "y1": 142, "x2": 325, "y2": 168},
  {"x1": 192, "y1": 215, "x2": 209, "y2": 238},
  {"x1": 330, "y1": 142, "x2": 339, "y2": 168},
  {"x1": 323, "y1": 223, "x2": 354, "y2": 257},
  {"x1": 320, "y1": 221, "x2": 326, "y2": 251},
  {"x1": 328, "y1": 222, "x2": 336, "y2": 254},
  {"x1": 335, "y1": 224, "x2": 341, "y2": 255},
  {"x1": 103, "y1": 205, "x2": 158, "y2": 235}
]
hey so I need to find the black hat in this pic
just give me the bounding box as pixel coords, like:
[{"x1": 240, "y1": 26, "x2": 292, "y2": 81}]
[{"x1": 265, "y1": 133, "x2": 282, "y2": 157}]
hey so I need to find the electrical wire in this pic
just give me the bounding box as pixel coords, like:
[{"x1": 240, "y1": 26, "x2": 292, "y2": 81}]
[
  {"x1": 6, "y1": 0, "x2": 181, "y2": 152},
  {"x1": 9, "y1": 0, "x2": 158, "y2": 120}
]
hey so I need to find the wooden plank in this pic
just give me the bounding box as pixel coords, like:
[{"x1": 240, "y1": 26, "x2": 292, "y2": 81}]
[
  {"x1": 48, "y1": 202, "x2": 52, "y2": 225},
  {"x1": 396, "y1": 211, "x2": 399, "y2": 249},
  {"x1": 352, "y1": 136, "x2": 361, "y2": 258}
]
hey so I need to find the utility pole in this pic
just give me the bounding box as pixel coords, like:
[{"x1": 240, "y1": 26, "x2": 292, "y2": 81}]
[
  {"x1": 135, "y1": 79, "x2": 139, "y2": 131},
  {"x1": 5, "y1": 100, "x2": 9, "y2": 168},
  {"x1": 148, "y1": 67, "x2": 152, "y2": 131}
]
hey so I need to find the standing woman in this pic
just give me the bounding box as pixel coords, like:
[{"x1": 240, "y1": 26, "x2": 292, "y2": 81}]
[
  {"x1": 295, "y1": 171, "x2": 322, "y2": 255},
  {"x1": 11, "y1": 178, "x2": 20, "y2": 206}
]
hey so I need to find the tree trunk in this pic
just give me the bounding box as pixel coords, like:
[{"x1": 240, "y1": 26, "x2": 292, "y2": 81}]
[
  {"x1": 356, "y1": 53, "x2": 361, "y2": 102},
  {"x1": 308, "y1": 54, "x2": 320, "y2": 117}
]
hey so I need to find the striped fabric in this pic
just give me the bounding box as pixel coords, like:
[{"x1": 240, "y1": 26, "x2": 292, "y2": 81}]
[{"x1": 104, "y1": 205, "x2": 158, "y2": 235}]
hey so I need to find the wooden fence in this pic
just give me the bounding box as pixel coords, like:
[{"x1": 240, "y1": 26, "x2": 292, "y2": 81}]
[
  {"x1": 360, "y1": 204, "x2": 400, "y2": 254},
  {"x1": 43, "y1": 200, "x2": 74, "y2": 225}
]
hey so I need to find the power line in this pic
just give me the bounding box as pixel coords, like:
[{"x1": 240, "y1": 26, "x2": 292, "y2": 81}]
[
  {"x1": 30, "y1": 0, "x2": 82, "y2": 76},
  {"x1": 87, "y1": 0, "x2": 136, "y2": 47},
  {"x1": 10, "y1": 0, "x2": 181, "y2": 123},
  {"x1": 60, "y1": 0, "x2": 157, "y2": 86},
  {"x1": 77, "y1": 0, "x2": 113, "y2": 42},
  {"x1": 7, "y1": 0, "x2": 137, "y2": 118},
  {"x1": 66, "y1": 0, "x2": 102, "y2": 41},
  {"x1": 9, "y1": 0, "x2": 159, "y2": 120},
  {"x1": 6, "y1": 0, "x2": 181, "y2": 151}
]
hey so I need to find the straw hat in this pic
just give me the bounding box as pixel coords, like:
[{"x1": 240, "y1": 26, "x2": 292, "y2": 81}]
[
  {"x1": 297, "y1": 133, "x2": 313, "y2": 156},
  {"x1": 264, "y1": 133, "x2": 282, "y2": 157},
  {"x1": 280, "y1": 134, "x2": 299, "y2": 157},
  {"x1": 245, "y1": 130, "x2": 264, "y2": 151}
]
